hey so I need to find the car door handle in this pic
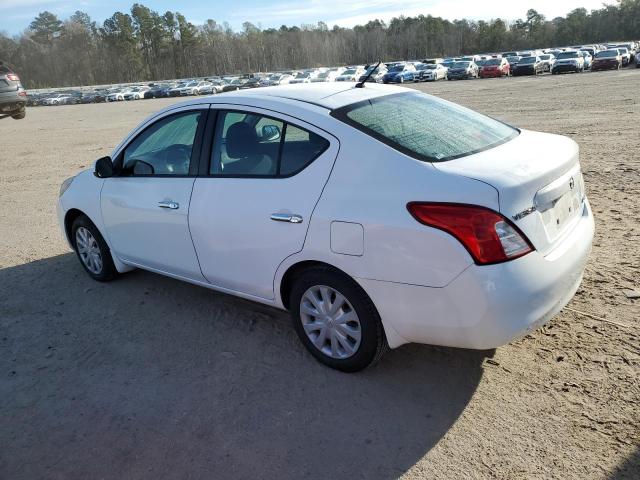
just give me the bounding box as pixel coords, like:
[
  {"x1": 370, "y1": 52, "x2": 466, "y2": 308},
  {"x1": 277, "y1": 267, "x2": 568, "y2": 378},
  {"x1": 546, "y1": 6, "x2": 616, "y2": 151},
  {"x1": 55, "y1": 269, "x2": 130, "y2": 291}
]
[
  {"x1": 158, "y1": 201, "x2": 179, "y2": 210},
  {"x1": 270, "y1": 213, "x2": 303, "y2": 223}
]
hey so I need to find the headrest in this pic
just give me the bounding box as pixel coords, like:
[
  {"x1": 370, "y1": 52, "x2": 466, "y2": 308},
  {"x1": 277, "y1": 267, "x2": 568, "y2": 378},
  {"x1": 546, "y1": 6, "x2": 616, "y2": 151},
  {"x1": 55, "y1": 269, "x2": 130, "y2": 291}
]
[{"x1": 226, "y1": 122, "x2": 259, "y2": 159}]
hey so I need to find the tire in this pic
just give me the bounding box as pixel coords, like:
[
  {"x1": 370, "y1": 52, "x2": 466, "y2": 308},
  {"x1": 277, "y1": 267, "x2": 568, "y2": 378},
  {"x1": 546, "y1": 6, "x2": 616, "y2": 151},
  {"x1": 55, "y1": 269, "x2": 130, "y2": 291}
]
[
  {"x1": 11, "y1": 109, "x2": 25, "y2": 120},
  {"x1": 399, "y1": 76, "x2": 404, "y2": 84},
  {"x1": 71, "y1": 215, "x2": 117, "y2": 282},
  {"x1": 289, "y1": 266, "x2": 388, "y2": 372}
]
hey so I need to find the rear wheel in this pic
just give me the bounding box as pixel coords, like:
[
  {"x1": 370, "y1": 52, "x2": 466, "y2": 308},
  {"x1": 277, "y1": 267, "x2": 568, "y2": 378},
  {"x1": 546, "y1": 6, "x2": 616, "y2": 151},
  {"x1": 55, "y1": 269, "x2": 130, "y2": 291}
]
[
  {"x1": 11, "y1": 109, "x2": 25, "y2": 120},
  {"x1": 71, "y1": 215, "x2": 117, "y2": 282},
  {"x1": 290, "y1": 267, "x2": 388, "y2": 372}
]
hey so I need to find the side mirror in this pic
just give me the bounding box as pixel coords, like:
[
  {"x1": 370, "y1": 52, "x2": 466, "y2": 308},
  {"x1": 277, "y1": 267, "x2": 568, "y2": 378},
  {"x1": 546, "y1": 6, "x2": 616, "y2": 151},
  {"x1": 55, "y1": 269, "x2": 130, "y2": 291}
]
[
  {"x1": 94, "y1": 156, "x2": 114, "y2": 178},
  {"x1": 260, "y1": 124, "x2": 281, "y2": 142}
]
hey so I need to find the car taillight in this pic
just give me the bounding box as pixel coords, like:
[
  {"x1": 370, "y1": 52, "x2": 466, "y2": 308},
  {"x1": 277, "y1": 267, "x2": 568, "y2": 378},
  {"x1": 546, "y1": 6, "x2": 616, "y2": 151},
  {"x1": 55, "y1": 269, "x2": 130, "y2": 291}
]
[
  {"x1": 407, "y1": 202, "x2": 533, "y2": 265},
  {"x1": 6, "y1": 73, "x2": 20, "y2": 81}
]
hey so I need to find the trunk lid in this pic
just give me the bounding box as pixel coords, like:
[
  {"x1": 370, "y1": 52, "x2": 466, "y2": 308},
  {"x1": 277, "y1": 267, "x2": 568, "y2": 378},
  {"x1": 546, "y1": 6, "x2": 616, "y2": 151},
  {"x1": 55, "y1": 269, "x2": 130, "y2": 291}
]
[{"x1": 433, "y1": 129, "x2": 586, "y2": 256}]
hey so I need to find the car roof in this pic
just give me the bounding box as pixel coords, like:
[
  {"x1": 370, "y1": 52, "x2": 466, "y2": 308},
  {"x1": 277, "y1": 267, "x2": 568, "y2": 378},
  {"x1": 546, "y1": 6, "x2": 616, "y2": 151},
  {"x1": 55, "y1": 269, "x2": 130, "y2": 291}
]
[{"x1": 175, "y1": 83, "x2": 404, "y2": 111}]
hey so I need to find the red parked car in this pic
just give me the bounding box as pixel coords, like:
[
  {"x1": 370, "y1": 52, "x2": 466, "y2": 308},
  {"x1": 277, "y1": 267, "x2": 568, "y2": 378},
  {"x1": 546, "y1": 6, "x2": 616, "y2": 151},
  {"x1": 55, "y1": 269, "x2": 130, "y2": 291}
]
[{"x1": 479, "y1": 58, "x2": 510, "y2": 78}]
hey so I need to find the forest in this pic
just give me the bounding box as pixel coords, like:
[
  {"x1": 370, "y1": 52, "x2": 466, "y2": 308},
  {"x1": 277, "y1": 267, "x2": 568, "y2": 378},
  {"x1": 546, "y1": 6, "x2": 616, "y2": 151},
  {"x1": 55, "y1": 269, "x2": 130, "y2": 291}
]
[{"x1": 1, "y1": 0, "x2": 639, "y2": 88}]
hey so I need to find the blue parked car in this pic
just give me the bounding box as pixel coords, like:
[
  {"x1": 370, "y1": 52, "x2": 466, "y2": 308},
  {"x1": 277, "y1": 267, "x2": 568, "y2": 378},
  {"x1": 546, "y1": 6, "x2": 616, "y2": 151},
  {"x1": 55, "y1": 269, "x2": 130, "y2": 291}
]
[{"x1": 382, "y1": 63, "x2": 418, "y2": 83}]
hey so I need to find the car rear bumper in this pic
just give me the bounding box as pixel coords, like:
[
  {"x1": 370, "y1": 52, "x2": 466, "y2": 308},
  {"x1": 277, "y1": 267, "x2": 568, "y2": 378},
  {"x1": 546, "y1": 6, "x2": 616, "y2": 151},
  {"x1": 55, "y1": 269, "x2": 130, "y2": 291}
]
[
  {"x1": 0, "y1": 90, "x2": 26, "y2": 113},
  {"x1": 512, "y1": 67, "x2": 536, "y2": 75},
  {"x1": 357, "y1": 199, "x2": 594, "y2": 350},
  {"x1": 592, "y1": 62, "x2": 618, "y2": 71}
]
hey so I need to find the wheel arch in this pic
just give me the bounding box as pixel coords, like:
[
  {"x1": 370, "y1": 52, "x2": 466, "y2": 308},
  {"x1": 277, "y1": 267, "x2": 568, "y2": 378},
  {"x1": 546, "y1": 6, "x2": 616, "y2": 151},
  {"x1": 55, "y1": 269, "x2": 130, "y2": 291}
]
[{"x1": 277, "y1": 258, "x2": 408, "y2": 349}]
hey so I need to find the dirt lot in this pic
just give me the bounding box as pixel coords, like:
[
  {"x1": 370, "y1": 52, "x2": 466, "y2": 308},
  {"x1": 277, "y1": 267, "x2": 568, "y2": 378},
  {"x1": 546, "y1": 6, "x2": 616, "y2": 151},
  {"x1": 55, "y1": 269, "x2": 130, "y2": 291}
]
[{"x1": 1, "y1": 70, "x2": 638, "y2": 480}]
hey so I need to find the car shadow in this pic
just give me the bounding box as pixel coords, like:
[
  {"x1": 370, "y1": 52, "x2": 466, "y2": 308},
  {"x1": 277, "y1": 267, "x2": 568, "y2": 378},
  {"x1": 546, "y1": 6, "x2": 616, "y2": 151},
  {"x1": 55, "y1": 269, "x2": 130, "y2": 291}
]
[
  {"x1": 610, "y1": 446, "x2": 640, "y2": 480},
  {"x1": 0, "y1": 253, "x2": 489, "y2": 479}
]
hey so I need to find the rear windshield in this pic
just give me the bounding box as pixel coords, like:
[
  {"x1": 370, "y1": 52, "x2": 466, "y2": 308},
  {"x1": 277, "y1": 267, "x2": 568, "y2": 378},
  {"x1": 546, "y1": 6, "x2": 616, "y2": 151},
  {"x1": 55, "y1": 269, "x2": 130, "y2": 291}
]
[
  {"x1": 485, "y1": 59, "x2": 501, "y2": 65},
  {"x1": 332, "y1": 92, "x2": 518, "y2": 162},
  {"x1": 597, "y1": 50, "x2": 618, "y2": 58},
  {"x1": 557, "y1": 51, "x2": 579, "y2": 59},
  {"x1": 520, "y1": 57, "x2": 537, "y2": 64}
]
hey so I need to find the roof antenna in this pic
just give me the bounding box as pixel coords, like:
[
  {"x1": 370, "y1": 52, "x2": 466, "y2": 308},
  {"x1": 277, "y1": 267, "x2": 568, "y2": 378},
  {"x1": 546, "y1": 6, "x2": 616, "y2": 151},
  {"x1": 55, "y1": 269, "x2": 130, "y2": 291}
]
[{"x1": 355, "y1": 61, "x2": 381, "y2": 88}]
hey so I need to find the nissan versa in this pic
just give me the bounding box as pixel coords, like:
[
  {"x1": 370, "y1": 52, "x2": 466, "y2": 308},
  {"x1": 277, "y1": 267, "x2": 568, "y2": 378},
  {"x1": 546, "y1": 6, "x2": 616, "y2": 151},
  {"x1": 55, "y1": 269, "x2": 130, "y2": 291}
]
[{"x1": 57, "y1": 83, "x2": 594, "y2": 372}]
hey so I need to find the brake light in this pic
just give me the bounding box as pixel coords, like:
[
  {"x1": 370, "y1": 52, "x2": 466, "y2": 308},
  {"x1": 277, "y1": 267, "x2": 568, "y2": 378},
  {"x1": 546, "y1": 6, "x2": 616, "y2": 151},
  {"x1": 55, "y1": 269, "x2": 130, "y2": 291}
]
[
  {"x1": 6, "y1": 74, "x2": 20, "y2": 81},
  {"x1": 407, "y1": 202, "x2": 533, "y2": 265}
]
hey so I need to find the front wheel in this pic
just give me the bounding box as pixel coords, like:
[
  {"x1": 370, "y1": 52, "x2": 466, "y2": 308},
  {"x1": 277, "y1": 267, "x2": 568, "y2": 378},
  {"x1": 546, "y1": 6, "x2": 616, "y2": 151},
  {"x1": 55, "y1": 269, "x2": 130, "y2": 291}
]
[
  {"x1": 290, "y1": 267, "x2": 388, "y2": 372},
  {"x1": 12, "y1": 109, "x2": 26, "y2": 120},
  {"x1": 71, "y1": 215, "x2": 117, "y2": 282}
]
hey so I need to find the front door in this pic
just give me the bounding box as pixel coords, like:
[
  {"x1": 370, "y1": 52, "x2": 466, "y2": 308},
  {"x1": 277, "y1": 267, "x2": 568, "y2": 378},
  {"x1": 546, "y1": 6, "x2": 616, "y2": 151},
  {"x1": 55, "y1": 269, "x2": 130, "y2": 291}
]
[{"x1": 101, "y1": 107, "x2": 208, "y2": 281}]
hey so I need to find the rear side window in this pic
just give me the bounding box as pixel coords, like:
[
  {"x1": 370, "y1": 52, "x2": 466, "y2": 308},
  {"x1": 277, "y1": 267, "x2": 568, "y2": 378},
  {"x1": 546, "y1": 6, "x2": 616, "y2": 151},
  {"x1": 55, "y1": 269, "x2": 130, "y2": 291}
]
[
  {"x1": 210, "y1": 110, "x2": 329, "y2": 177},
  {"x1": 332, "y1": 92, "x2": 518, "y2": 162}
]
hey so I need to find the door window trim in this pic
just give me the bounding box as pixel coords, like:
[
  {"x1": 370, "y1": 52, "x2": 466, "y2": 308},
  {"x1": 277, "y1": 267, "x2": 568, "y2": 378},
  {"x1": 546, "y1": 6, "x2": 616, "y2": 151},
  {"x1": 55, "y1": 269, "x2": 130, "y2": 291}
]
[
  {"x1": 199, "y1": 108, "x2": 331, "y2": 179},
  {"x1": 112, "y1": 107, "x2": 210, "y2": 178}
]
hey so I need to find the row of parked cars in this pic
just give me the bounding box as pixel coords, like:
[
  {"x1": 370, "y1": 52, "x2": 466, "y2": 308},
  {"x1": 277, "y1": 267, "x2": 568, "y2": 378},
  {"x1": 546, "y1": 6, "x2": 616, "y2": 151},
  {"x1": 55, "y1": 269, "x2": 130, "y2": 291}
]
[{"x1": 24, "y1": 40, "x2": 639, "y2": 108}]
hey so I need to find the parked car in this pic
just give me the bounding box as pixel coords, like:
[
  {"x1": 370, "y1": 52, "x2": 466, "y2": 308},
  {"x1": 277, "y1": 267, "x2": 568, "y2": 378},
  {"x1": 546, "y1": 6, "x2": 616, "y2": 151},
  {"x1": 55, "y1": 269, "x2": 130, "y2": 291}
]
[
  {"x1": 636, "y1": 53, "x2": 640, "y2": 68},
  {"x1": 506, "y1": 55, "x2": 522, "y2": 67},
  {"x1": 552, "y1": 51, "x2": 585, "y2": 74},
  {"x1": 262, "y1": 73, "x2": 294, "y2": 86},
  {"x1": 290, "y1": 71, "x2": 317, "y2": 84},
  {"x1": 335, "y1": 67, "x2": 365, "y2": 82},
  {"x1": 446, "y1": 61, "x2": 479, "y2": 80},
  {"x1": 579, "y1": 51, "x2": 593, "y2": 69},
  {"x1": 41, "y1": 93, "x2": 72, "y2": 105},
  {"x1": 617, "y1": 47, "x2": 631, "y2": 66},
  {"x1": 199, "y1": 81, "x2": 225, "y2": 94},
  {"x1": 239, "y1": 78, "x2": 262, "y2": 89},
  {"x1": 512, "y1": 56, "x2": 545, "y2": 76},
  {"x1": 0, "y1": 62, "x2": 27, "y2": 119},
  {"x1": 106, "y1": 89, "x2": 126, "y2": 102},
  {"x1": 538, "y1": 54, "x2": 556, "y2": 72},
  {"x1": 382, "y1": 63, "x2": 418, "y2": 83},
  {"x1": 221, "y1": 78, "x2": 247, "y2": 92},
  {"x1": 144, "y1": 83, "x2": 173, "y2": 98},
  {"x1": 591, "y1": 49, "x2": 623, "y2": 71},
  {"x1": 313, "y1": 68, "x2": 347, "y2": 83},
  {"x1": 79, "y1": 92, "x2": 106, "y2": 104},
  {"x1": 58, "y1": 83, "x2": 594, "y2": 372},
  {"x1": 356, "y1": 65, "x2": 388, "y2": 83},
  {"x1": 418, "y1": 63, "x2": 448, "y2": 81},
  {"x1": 478, "y1": 58, "x2": 510, "y2": 78},
  {"x1": 123, "y1": 86, "x2": 150, "y2": 100}
]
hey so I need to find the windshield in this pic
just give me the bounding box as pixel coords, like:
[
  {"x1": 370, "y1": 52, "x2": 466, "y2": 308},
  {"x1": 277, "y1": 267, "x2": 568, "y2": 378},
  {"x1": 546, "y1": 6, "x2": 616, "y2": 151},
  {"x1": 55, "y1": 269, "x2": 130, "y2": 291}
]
[
  {"x1": 520, "y1": 57, "x2": 537, "y2": 64},
  {"x1": 389, "y1": 65, "x2": 405, "y2": 72},
  {"x1": 507, "y1": 56, "x2": 520, "y2": 63},
  {"x1": 425, "y1": 64, "x2": 438, "y2": 69},
  {"x1": 597, "y1": 50, "x2": 618, "y2": 58},
  {"x1": 485, "y1": 59, "x2": 501, "y2": 66},
  {"x1": 451, "y1": 62, "x2": 470, "y2": 68},
  {"x1": 557, "y1": 52, "x2": 579, "y2": 59},
  {"x1": 332, "y1": 92, "x2": 518, "y2": 162},
  {"x1": 343, "y1": 69, "x2": 356, "y2": 75},
  {"x1": 539, "y1": 55, "x2": 551, "y2": 60},
  {"x1": 295, "y1": 73, "x2": 309, "y2": 79},
  {"x1": 317, "y1": 72, "x2": 329, "y2": 78}
]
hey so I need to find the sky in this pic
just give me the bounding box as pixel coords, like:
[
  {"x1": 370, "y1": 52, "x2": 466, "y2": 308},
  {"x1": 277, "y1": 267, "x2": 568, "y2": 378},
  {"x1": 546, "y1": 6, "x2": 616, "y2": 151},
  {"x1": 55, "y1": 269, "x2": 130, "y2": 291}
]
[{"x1": 0, "y1": 0, "x2": 611, "y2": 35}]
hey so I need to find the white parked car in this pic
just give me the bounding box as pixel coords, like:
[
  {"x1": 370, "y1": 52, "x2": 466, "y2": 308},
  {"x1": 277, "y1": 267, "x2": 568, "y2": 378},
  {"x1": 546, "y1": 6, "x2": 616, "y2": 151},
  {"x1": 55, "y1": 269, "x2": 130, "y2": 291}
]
[
  {"x1": 41, "y1": 94, "x2": 72, "y2": 105},
  {"x1": 106, "y1": 89, "x2": 126, "y2": 102},
  {"x1": 335, "y1": 67, "x2": 365, "y2": 82},
  {"x1": 311, "y1": 68, "x2": 346, "y2": 82},
  {"x1": 57, "y1": 83, "x2": 594, "y2": 372},
  {"x1": 123, "y1": 86, "x2": 150, "y2": 100},
  {"x1": 289, "y1": 71, "x2": 318, "y2": 84}
]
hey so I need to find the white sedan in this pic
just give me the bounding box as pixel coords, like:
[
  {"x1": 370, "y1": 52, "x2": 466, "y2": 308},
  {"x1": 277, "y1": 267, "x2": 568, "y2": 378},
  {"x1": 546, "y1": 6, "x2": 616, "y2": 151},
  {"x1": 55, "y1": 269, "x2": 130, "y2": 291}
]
[{"x1": 57, "y1": 83, "x2": 594, "y2": 372}]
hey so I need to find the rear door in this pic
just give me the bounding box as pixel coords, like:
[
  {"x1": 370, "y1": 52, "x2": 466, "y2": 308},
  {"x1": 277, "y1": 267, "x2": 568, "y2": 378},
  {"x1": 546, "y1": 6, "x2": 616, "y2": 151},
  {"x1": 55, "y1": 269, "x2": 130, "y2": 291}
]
[{"x1": 189, "y1": 106, "x2": 338, "y2": 299}]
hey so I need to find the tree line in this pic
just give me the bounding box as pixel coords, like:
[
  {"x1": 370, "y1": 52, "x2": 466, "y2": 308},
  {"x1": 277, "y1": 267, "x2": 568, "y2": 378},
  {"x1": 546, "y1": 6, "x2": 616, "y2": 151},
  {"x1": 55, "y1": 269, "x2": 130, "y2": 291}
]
[{"x1": 1, "y1": 1, "x2": 639, "y2": 89}]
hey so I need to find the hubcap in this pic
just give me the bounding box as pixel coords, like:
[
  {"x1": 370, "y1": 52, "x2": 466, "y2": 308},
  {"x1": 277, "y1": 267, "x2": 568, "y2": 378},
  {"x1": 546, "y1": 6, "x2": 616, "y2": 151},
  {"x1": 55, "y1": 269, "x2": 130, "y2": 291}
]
[
  {"x1": 75, "y1": 227, "x2": 103, "y2": 275},
  {"x1": 300, "y1": 285, "x2": 361, "y2": 359}
]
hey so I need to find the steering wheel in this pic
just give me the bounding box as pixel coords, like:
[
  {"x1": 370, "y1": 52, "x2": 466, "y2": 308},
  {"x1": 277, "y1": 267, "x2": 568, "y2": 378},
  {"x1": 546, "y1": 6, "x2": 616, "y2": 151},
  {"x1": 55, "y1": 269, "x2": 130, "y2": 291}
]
[{"x1": 162, "y1": 144, "x2": 192, "y2": 174}]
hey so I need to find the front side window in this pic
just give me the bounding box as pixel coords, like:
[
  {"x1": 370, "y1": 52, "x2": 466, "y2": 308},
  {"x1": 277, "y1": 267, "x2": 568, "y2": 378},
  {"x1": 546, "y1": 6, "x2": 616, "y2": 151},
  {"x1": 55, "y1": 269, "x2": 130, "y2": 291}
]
[
  {"x1": 210, "y1": 110, "x2": 329, "y2": 176},
  {"x1": 332, "y1": 92, "x2": 518, "y2": 162},
  {"x1": 123, "y1": 111, "x2": 202, "y2": 175}
]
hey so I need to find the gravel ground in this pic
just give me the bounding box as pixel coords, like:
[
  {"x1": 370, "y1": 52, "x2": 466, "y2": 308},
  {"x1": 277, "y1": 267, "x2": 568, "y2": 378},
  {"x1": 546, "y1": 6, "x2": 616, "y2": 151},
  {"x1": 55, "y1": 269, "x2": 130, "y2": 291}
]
[{"x1": 0, "y1": 69, "x2": 638, "y2": 480}]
